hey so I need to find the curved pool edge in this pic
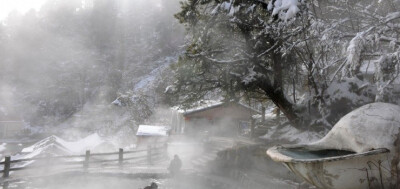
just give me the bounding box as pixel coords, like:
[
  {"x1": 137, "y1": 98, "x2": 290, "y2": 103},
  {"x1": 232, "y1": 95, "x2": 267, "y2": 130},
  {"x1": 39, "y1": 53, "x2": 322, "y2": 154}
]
[{"x1": 266, "y1": 145, "x2": 390, "y2": 163}]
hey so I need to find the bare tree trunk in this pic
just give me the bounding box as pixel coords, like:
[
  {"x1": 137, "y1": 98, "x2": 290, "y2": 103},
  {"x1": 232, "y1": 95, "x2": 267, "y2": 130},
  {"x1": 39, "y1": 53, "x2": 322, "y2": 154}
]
[{"x1": 258, "y1": 81, "x2": 300, "y2": 127}]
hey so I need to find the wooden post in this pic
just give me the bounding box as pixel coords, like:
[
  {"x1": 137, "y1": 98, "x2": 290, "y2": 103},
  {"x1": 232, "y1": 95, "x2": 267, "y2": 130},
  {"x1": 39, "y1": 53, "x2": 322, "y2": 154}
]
[
  {"x1": 261, "y1": 106, "x2": 265, "y2": 123},
  {"x1": 3, "y1": 156, "x2": 10, "y2": 178},
  {"x1": 276, "y1": 108, "x2": 281, "y2": 126},
  {"x1": 84, "y1": 150, "x2": 90, "y2": 170},
  {"x1": 118, "y1": 148, "x2": 123, "y2": 168},
  {"x1": 292, "y1": 78, "x2": 296, "y2": 104},
  {"x1": 250, "y1": 119, "x2": 255, "y2": 138}
]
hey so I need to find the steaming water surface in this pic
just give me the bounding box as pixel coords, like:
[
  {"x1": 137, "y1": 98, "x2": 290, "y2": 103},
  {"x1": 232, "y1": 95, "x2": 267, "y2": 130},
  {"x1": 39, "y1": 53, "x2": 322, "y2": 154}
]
[{"x1": 7, "y1": 172, "x2": 227, "y2": 189}]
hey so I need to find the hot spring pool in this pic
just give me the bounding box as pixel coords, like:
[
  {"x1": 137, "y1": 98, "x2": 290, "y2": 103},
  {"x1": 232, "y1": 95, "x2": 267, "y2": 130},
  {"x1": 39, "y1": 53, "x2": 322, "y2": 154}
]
[
  {"x1": 277, "y1": 147, "x2": 355, "y2": 160},
  {"x1": 3, "y1": 171, "x2": 229, "y2": 189}
]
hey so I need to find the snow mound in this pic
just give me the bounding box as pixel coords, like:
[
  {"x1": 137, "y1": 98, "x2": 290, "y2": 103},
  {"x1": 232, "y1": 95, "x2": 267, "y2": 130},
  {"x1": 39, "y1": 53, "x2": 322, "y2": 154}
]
[
  {"x1": 21, "y1": 135, "x2": 70, "y2": 154},
  {"x1": 311, "y1": 102, "x2": 400, "y2": 153},
  {"x1": 21, "y1": 133, "x2": 111, "y2": 156}
]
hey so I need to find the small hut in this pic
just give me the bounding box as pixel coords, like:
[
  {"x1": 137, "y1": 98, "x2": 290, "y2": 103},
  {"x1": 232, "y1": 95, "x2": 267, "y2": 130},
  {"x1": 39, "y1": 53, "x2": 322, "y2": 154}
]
[{"x1": 136, "y1": 125, "x2": 170, "y2": 146}]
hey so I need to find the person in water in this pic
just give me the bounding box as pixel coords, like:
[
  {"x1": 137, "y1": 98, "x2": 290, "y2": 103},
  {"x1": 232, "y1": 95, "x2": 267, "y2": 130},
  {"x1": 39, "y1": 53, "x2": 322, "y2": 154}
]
[
  {"x1": 168, "y1": 154, "x2": 182, "y2": 175},
  {"x1": 143, "y1": 182, "x2": 158, "y2": 189}
]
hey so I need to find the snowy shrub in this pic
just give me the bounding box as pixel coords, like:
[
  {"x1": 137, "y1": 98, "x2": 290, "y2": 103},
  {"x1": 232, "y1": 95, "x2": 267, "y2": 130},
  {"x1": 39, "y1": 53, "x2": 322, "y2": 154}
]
[{"x1": 375, "y1": 53, "x2": 400, "y2": 102}]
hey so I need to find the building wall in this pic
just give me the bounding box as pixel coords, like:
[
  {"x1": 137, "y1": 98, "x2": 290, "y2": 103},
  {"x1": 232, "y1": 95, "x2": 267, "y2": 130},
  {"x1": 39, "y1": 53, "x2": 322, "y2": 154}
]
[
  {"x1": 136, "y1": 136, "x2": 168, "y2": 147},
  {"x1": 183, "y1": 103, "x2": 256, "y2": 136}
]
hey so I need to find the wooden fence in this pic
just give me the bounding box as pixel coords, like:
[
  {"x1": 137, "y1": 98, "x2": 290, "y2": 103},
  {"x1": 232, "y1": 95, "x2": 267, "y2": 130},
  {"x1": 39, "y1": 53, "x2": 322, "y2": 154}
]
[{"x1": 0, "y1": 144, "x2": 167, "y2": 178}]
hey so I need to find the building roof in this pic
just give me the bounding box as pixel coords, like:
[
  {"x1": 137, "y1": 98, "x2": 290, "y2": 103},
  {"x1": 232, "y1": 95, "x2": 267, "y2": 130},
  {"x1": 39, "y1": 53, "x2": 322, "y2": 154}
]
[
  {"x1": 183, "y1": 101, "x2": 260, "y2": 119},
  {"x1": 136, "y1": 125, "x2": 170, "y2": 136}
]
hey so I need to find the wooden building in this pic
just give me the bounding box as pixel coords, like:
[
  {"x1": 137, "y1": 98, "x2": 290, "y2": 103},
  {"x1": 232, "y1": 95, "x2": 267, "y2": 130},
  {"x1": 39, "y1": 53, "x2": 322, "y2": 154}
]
[{"x1": 180, "y1": 101, "x2": 259, "y2": 136}]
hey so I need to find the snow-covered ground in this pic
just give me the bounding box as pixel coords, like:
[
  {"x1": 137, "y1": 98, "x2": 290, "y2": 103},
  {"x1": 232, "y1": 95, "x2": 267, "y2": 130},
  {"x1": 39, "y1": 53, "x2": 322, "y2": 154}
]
[
  {"x1": 133, "y1": 56, "x2": 178, "y2": 94},
  {"x1": 0, "y1": 134, "x2": 117, "y2": 171},
  {"x1": 260, "y1": 124, "x2": 322, "y2": 144}
]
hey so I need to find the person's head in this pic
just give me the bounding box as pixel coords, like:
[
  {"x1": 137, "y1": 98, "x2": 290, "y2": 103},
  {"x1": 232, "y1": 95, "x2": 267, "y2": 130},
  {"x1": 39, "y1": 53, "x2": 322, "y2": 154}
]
[
  {"x1": 174, "y1": 154, "x2": 179, "y2": 159},
  {"x1": 151, "y1": 182, "x2": 158, "y2": 189}
]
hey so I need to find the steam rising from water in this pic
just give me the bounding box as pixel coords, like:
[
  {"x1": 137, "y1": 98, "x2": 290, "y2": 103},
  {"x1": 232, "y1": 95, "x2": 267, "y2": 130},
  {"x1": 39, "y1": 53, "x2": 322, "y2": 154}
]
[
  {"x1": 0, "y1": 1, "x2": 305, "y2": 189},
  {"x1": 0, "y1": 0, "x2": 183, "y2": 139}
]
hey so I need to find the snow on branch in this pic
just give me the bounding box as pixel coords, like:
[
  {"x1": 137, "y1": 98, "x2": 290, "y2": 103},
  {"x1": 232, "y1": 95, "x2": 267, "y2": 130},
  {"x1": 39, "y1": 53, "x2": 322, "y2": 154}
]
[
  {"x1": 242, "y1": 66, "x2": 258, "y2": 85},
  {"x1": 385, "y1": 11, "x2": 400, "y2": 23},
  {"x1": 345, "y1": 32, "x2": 367, "y2": 76},
  {"x1": 268, "y1": 0, "x2": 300, "y2": 21},
  {"x1": 204, "y1": 56, "x2": 247, "y2": 64}
]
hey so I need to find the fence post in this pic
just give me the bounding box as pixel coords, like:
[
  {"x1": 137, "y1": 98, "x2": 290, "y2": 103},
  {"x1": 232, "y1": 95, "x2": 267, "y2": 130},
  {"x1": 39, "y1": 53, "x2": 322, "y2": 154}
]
[
  {"x1": 84, "y1": 150, "x2": 90, "y2": 170},
  {"x1": 250, "y1": 118, "x2": 255, "y2": 138},
  {"x1": 147, "y1": 145, "x2": 152, "y2": 165},
  {"x1": 119, "y1": 148, "x2": 123, "y2": 168},
  {"x1": 3, "y1": 156, "x2": 10, "y2": 178}
]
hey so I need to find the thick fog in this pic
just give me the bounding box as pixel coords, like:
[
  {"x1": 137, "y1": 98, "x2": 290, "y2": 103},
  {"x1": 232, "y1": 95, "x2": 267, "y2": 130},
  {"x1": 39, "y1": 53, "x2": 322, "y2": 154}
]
[
  {"x1": 0, "y1": 0, "x2": 183, "y2": 138},
  {"x1": 3, "y1": 0, "x2": 400, "y2": 189}
]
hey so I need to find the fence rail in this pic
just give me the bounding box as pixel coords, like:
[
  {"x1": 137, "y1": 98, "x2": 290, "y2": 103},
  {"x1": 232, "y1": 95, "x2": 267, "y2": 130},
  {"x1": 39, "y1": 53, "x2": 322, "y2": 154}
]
[{"x1": 0, "y1": 144, "x2": 167, "y2": 178}]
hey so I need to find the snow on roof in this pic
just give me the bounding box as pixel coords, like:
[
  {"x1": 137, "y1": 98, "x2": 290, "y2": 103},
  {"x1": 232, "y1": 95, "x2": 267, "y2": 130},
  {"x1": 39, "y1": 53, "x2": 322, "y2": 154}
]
[
  {"x1": 136, "y1": 125, "x2": 169, "y2": 136},
  {"x1": 310, "y1": 102, "x2": 400, "y2": 153},
  {"x1": 183, "y1": 101, "x2": 224, "y2": 115},
  {"x1": 170, "y1": 100, "x2": 221, "y2": 113},
  {"x1": 181, "y1": 100, "x2": 260, "y2": 116}
]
